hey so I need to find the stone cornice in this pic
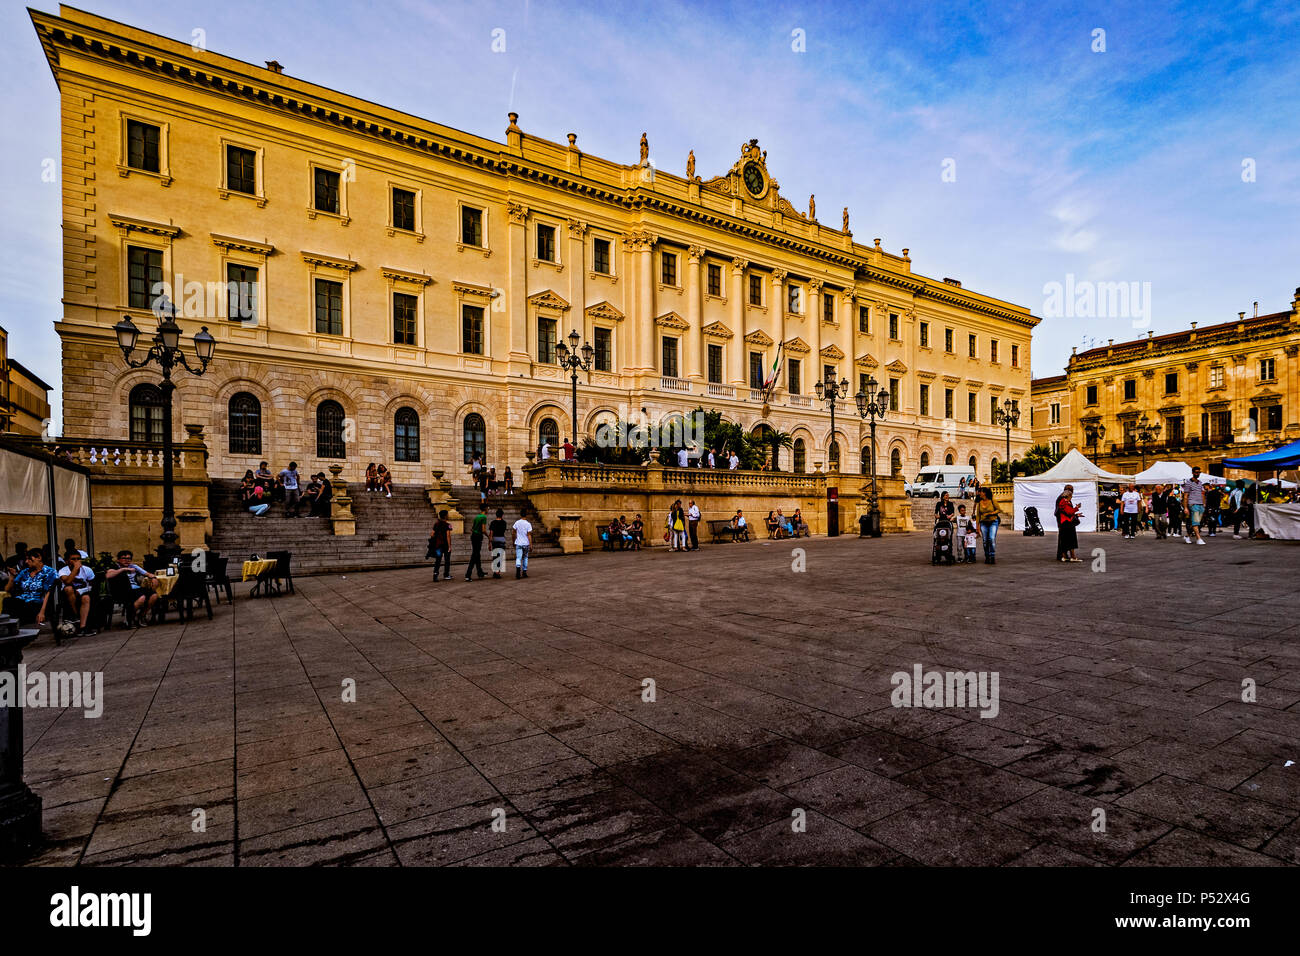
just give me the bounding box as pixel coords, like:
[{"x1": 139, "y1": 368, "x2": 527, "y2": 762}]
[
  {"x1": 451, "y1": 280, "x2": 494, "y2": 298},
  {"x1": 655, "y1": 311, "x2": 689, "y2": 331},
  {"x1": 744, "y1": 329, "x2": 775, "y2": 347},
  {"x1": 527, "y1": 290, "x2": 570, "y2": 311},
  {"x1": 701, "y1": 321, "x2": 733, "y2": 339},
  {"x1": 210, "y1": 232, "x2": 274, "y2": 255},
  {"x1": 108, "y1": 213, "x2": 180, "y2": 238},
  {"x1": 819, "y1": 344, "x2": 845, "y2": 360},
  {"x1": 301, "y1": 250, "x2": 358, "y2": 271},
  {"x1": 783, "y1": 337, "x2": 811, "y2": 355},
  {"x1": 586, "y1": 300, "x2": 624, "y2": 322},
  {"x1": 381, "y1": 266, "x2": 435, "y2": 286}
]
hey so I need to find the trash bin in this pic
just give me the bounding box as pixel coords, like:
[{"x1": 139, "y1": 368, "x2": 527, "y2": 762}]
[{"x1": 858, "y1": 514, "x2": 870, "y2": 537}]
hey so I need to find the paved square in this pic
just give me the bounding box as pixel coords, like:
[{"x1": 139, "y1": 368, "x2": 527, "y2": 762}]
[{"x1": 14, "y1": 529, "x2": 1300, "y2": 866}]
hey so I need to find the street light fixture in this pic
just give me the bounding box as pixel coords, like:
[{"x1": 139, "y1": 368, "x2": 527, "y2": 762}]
[
  {"x1": 1136, "y1": 412, "x2": 1162, "y2": 470},
  {"x1": 854, "y1": 375, "x2": 890, "y2": 537},
  {"x1": 114, "y1": 299, "x2": 215, "y2": 561},
  {"x1": 554, "y1": 329, "x2": 594, "y2": 455},
  {"x1": 1085, "y1": 422, "x2": 1106, "y2": 460},
  {"x1": 993, "y1": 398, "x2": 1021, "y2": 482},
  {"x1": 813, "y1": 374, "x2": 850, "y2": 472}
]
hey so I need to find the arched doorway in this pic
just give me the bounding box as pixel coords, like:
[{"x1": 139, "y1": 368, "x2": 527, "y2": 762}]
[
  {"x1": 463, "y1": 413, "x2": 486, "y2": 463},
  {"x1": 919, "y1": 451, "x2": 930, "y2": 469},
  {"x1": 316, "y1": 400, "x2": 346, "y2": 459},
  {"x1": 890, "y1": 447, "x2": 902, "y2": 477},
  {"x1": 793, "y1": 438, "x2": 806, "y2": 473},
  {"x1": 538, "y1": 417, "x2": 559, "y2": 454}
]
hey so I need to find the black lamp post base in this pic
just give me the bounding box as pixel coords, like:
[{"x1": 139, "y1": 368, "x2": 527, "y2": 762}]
[
  {"x1": 0, "y1": 786, "x2": 43, "y2": 862},
  {"x1": 868, "y1": 509, "x2": 882, "y2": 538}
]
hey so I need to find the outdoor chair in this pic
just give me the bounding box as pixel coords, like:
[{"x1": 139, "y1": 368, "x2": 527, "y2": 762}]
[
  {"x1": 205, "y1": 554, "x2": 233, "y2": 604},
  {"x1": 104, "y1": 572, "x2": 137, "y2": 629},
  {"x1": 266, "y1": 550, "x2": 294, "y2": 595}
]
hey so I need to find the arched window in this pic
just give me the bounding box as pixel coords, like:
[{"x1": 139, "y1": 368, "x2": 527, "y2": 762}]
[
  {"x1": 129, "y1": 383, "x2": 165, "y2": 444},
  {"x1": 228, "y1": 392, "x2": 261, "y2": 455},
  {"x1": 753, "y1": 424, "x2": 777, "y2": 470},
  {"x1": 464, "y1": 413, "x2": 487, "y2": 463},
  {"x1": 793, "y1": 438, "x2": 806, "y2": 473},
  {"x1": 969, "y1": 455, "x2": 978, "y2": 471},
  {"x1": 829, "y1": 440, "x2": 840, "y2": 469},
  {"x1": 316, "y1": 400, "x2": 346, "y2": 459},
  {"x1": 990, "y1": 457, "x2": 1000, "y2": 481},
  {"x1": 861, "y1": 445, "x2": 873, "y2": 475},
  {"x1": 919, "y1": 451, "x2": 930, "y2": 469},
  {"x1": 538, "y1": 417, "x2": 559, "y2": 453},
  {"x1": 395, "y1": 407, "x2": 420, "y2": 462},
  {"x1": 945, "y1": 453, "x2": 955, "y2": 465},
  {"x1": 890, "y1": 447, "x2": 902, "y2": 477}
]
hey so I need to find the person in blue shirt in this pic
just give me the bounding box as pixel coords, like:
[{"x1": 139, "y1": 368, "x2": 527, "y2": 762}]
[{"x1": 3, "y1": 549, "x2": 58, "y2": 626}]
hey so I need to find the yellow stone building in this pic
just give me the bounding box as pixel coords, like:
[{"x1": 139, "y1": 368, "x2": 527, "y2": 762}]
[
  {"x1": 34, "y1": 6, "x2": 1037, "y2": 486},
  {"x1": 1031, "y1": 290, "x2": 1300, "y2": 474},
  {"x1": 0, "y1": 326, "x2": 53, "y2": 437}
]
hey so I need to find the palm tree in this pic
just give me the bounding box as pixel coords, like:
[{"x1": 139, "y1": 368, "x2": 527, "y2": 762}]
[{"x1": 1019, "y1": 443, "x2": 1061, "y2": 477}]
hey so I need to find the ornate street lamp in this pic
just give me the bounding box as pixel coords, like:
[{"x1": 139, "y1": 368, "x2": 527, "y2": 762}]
[
  {"x1": 1136, "y1": 412, "x2": 1162, "y2": 471},
  {"x1": 854, "y1": 375, "x2": 890, "y2": 537},
  {"x1": 554, "y1": 328, "x2": 594, "y2": 454},
  {"x1": 114, "y1": 299, "x2": 215, "y2": 561},
  {"x1": 994, "y1": 398, "x2": 1021, "y2": 482},
  {"x1": 1085, "y1": 422, "x2": 1106, "y2": 461},
  {"x1": 813, "y1": 374, "x2": 851, "y2": 473}
]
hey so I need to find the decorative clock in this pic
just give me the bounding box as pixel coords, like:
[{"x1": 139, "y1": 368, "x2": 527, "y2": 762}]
[{"x1": 743, "y1": 162, "x2": 764, "y2": 196}]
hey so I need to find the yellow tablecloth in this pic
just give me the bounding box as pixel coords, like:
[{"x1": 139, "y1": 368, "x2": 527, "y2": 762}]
[
  {"x1": 152, "y1": 573, "x2": 180, "y2": 597},
  {"x1": 242, "y1": 558, "x2": 278, "y2": 581}
]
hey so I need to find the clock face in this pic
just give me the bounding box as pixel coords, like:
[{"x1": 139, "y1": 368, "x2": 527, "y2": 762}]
[{"x1": 743, "y1": 162, "x2": 764, "y2": 196}]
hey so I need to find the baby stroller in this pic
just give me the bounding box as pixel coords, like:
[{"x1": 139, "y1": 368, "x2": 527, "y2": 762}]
[
  {"x1": 931, "y1": 515, "x2": 955, "y2": 565},
  {"x1": 1023, "y1": 506, "x2": 1045, "y2": 536}
]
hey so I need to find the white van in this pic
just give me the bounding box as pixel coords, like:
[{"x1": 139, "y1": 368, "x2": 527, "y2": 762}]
[{"x1": 912, "y1": 466, "x2": 977, "y2": 498}]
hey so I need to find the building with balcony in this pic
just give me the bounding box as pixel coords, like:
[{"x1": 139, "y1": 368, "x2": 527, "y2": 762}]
[
  {"x1": 0, "y1": 325, "x2": 54, "y2": 437},
  {"x1": 33, "y1": 6, "x2": 1038, "y2": 484},
  {"x1": 1031, "y1": 289, "x2": 1300, "y2": 474}
]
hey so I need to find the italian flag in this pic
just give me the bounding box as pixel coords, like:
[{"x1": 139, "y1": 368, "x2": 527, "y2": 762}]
[{"x1": 763, "y1": 341, "x2": 785, "y2": 396}]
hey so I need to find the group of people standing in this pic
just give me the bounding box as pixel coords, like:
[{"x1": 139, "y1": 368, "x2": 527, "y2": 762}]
[
  {"x1": 665, "y1": 499, "x2": 702, "y2": 551},
  {"x1": 429, "y1": 505, "x2": 534, "y2": 581},
  {"x1": 469, "y1": 455, "x2": 515, "y2": 503},
  {"x1": 934, "y1": 489, "x2": 1004, "y2": 564},
  {"x1": 239, "y1": 461, "x2": 331, "y2": 518}
]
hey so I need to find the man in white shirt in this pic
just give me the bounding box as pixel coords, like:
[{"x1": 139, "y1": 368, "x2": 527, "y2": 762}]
[
  {"x1": 677, "y1": 446, "x2": 689, "y2": 468},
  {"x1": 540, "y1": 440, "x2": 551, "y2": 460},
  {"x1": 1120, "y1": 484, "x2": 1142, "y2": 539},
  {"x1": 512, "y1": 511, "x2": 533, "y2": 578},
  {"x1": 58, "y1": 551, "x2": 96, "y2": 635},
  {"x1": 687, "y1": 500, "x2": 701, "y2": 551},
  {"x1": 707, "y1": 449, "x2": 716, "y2": 469},
  {"x1": 729, "y1": 451, "x2": 739, "y2": 470}
]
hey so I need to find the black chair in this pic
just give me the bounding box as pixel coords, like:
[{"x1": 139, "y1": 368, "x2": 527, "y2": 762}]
[
  {"x1": 169, "y1": 558, "x2": 213, "y2": 621},
  {"x1": 105, "y1": 572, "x2": 138, "y2": 629},
  {"x1": 205, "y1": 554, "x2": 233, "y2": 604},
  {"x1": 266, "y1": 550, "x2": 294, "y2": 595}
]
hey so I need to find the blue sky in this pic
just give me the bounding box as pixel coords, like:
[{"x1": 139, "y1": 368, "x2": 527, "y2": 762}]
[{"x1": 3, "y1": 0, "x2": 1298, "y2": 431}]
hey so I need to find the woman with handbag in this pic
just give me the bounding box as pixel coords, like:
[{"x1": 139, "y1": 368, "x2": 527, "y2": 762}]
[
  {"x1": 974, "y1": 487, "x2": 1002, "y2": 564},
  {"x1": 1055, "y1": 484, "x2": 1082, "y2": 562}
]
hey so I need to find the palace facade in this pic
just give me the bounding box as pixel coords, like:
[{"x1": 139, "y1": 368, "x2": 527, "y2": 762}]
[
  {"x1": 1031, "y1": 290, "x2": 1300, "y2": 474},
  {"x1": 34, "y1": 6, "x2": 1037, "y2": 485}
]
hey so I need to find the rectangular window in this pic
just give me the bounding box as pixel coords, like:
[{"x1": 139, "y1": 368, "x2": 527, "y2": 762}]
[
  {"x1": 859, "y1": 373, "x2": 869, "y2": 396},
  {"x1": 788, "y1": 359, "x2": 801, "y2": 395},
  {"x1": 314, "y1": 278, "x2": 343, "y2": 336},
  {"x1": 226, "y1": 145, "x2": 256, "y2": 195},
  {"x1": 1011, "y1": 343, "x2": 1019, "y2": 367},
  {"x1": 593, "y1": 327, "x2": 612, "y2": 372},
  {"x1": 990, "y1": 339, "x2": 999, "y2": 363},
  {"x1": 126, "y1": 120, "x2": 160, "y2": 172},
  {"x1": 127, "y1": 246, "x2": 163, "y2": 310},
  {"x1": 749, "y1": 275, "x2": 762, "y2": 305},
  {"x1": 226, "y1": 263, "x2": 258, "y2": 322},
  {"x1": 461, "y1": 206, "x2": 484, "y2": 246},
  {"x1": 1123, "y1": 379, "x2": 1137, "y2": 401},
  {"x1": 990, "y1": 395, "x2": 998, "y2": 422},
  {"x1": 889, "y1": 313, "x2": 899, "y2": 340},
  {"x1": 661, "y1": 252, "x2": 677, "y2": 286},
  {"x1": 707, "y1": 344, "x2": 723, "y2": 384},
  {"x1": 707, "y1": 263, "x2": 721, "y2": 297},
  {"x1": 593, "y1": 238, "x2": 611, "y2": 274},
  {"x1": 392, "y1": 292, "x2": 418, "y2": 345},
  {"x1": 945, "y1": 328, "x2": 953, "y2": 353},
  {"x1": 823, "y1": 295, "x2": 834, "y2": 323},
  {"x1": 920, "y1": 322, "x2": 930, "y2": 348},
  {"x1": 1265, "y1": 404, "x2": 1282, "y2": 430},
  {"x1": 461, "y1": 304, "x2": 484, "y2": 355},
  {"x1": 392, "y1": 188, "x2": 416, "y2": 232},
  {"x1": 1209, "y1": 366, "x2": 1225, "y2": 388},
  {"x1": 889, "y1": 378, "x2": 899, "y2": 412},
  {"x1": 538, "y1": 318, "x2": 557, "y2": 364},
  {"x1": 1166, "y1": 415, "x2": 1184, "y2": 444},
  {"x1": 1210, "y1": 410, "x2": 1231, "y2": 441},
  {"x1": 1165, "y1": 371, "x2": 1178, "y2": 394},
  {"x1": 536, "y1": 223, "x2": 556, "y2": 262},
  {"x1": 859, "y1": 306, "x2": 869, "y2": 333},
  {"x1": 945, "y1": 388, "x2": 954, "y2": 419},
  {"x1": 823, "y1": 364, "x2": 836, "y2": 385},
  {"x1": 662, "y1": 337, "x2": 679, "y2": 377},
  {"x1": 313, "y1": 167, "x2": 340, "y2": 213},
  {"x1": 1260, "y1": 358, "x2": 1276, "y2": 381},
  {"x1": 1050, "y1": 440, "x2": 1061, "y2": 457},
  {"x1": 919, "y1": 383, "x2": 929, "y2": 416},
  {"x1": 749, "y1": 351, "x2": 764, "y2": 388},
  {"x1": 1050, "y1": 402, "x2": 1061, "y2": 425},
  {"x1": 968, "y1": 392, "x2": 977, "y2": 422},
  {"x1": 1086, "y1": 384, "x2": 1098, "y2": 405},
  {"x1": 968, "y1": 333, "x2": 977, "y2": 358}
]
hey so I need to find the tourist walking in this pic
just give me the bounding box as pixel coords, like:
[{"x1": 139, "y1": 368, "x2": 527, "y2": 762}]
[
  {"x1": 954, "y1": 505, "x2": 978, "y2": 564},
  {"x1": 430, "y1": 509, "x2": 453, "y2": 581},
  {"x1": 489, "y1": 508, "x2": 508, "y2": 578},
  {"x1": 1167, "y1": 488, "x2": 1183, "y2": 537},
  {"x1": 1150, "y1": 484, "x2": 1169, "y2": 539},
  {"x1": 975, "y1": 487, "x2": 1001, "y2": 564},
  {"x1": 1203, "y1": 482, "x2": 1222, "y2": 536},
  {"x1": 279, "y1": 461, "x2": 302, "y2": 516},
  {"x1": 465, "y1": 506, "x2": 487, "y2": 581},
  {"x1": 1232, "y1": 483, "x2": 1256, "y2": 539},
  {"x1": 934, "y1": 491, "x2": 955, "y2": 521},
  {"x1": 687, "y1": 500, "x2": 701, "y2": 551},
  {"x1": 1055, "y1": 485, "x2": 1082, "y2": 562},
  {"x1": 513, "y1": 509, "x2": 533, "y2": 578},
  {"x1": 1182, "y1": 467, "x2": 1207, "y2": 545},
  {"x1": 1120, "y1": 483, "x2": 1141, "y2": 538}
]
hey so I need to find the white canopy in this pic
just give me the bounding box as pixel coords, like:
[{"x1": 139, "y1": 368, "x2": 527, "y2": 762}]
[
  {"x1": 1011, "y1": 449, "x2": 1130, "y2": 533},
  {"x1": 1133, "y1": 460, "x2": 1191, "y2": 484}
]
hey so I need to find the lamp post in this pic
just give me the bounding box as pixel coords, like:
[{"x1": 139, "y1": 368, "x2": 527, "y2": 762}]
[
  {"x1": 554, "y1": 328, "x2": 594, "y2": 455},
  {"x1": 813, "y1": 374, "x2": 851, "y2": 472},
  {"x1": 113, "y1": 299, "x2": 215, "y2": 561},
  {"x1": 854, "y1": 375, "x2": 890, "y2": 538},
  {"x1": 1135, "y1": 413, "x2": 1161, "y2": 471},
  {"x1": 1086, "y1": 422, "x2": 1107, "y2": 461},
  {"x1": 994, "y1": 398, "x2": 1021, "y2": 482}
]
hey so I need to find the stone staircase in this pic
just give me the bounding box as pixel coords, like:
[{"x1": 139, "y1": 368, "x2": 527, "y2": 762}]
[{"x1": 208, "y1": 479, "x2": 560, "y2": 576}]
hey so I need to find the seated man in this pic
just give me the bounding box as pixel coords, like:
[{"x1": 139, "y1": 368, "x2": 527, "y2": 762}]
[
  {"x1": 301, "y1": 474, "x2": 322, "y2": 515},
  {"x1": 606, "y1": 517, "x2": 624, "y2": 550},
  {"x1": 629, "y1": 515, "x2": 644, "y2": 551},
  {"x1": 3, "y1": 548, "x2": 58, "y2": 627},
  {"x1": 106, "y1": 550, "x2": 159, "y2": 627},
  {"x1": 731, "y1": 510, "x2": 750, "y2": 541},
  {"x1": 776, "y1": 508, "x2": 793, "y2": 538},
  {"x1": 59, "y1": 550, "x2": 97, "y2": 636},
  {"x1": 792, "y1": 509, "x2": 809, "y2": 537}
]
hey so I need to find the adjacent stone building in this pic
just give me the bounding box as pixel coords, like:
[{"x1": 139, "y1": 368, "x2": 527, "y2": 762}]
[
  {"x1": 0, "y1": 326, "x2": 53, "y2": 437},
  {"x1": 34, "y1": 6, "x2": 1038, "y2": 486}
]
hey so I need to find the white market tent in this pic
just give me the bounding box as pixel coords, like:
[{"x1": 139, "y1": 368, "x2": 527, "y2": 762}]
[
  {"x1": 1012, "y1": 449, "x2": 1131, "y2": 533},
  {"x1": 1132, "y1": 460, "x2": 1227, "y2": 485}
]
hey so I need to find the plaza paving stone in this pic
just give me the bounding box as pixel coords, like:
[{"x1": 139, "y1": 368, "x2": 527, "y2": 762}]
[{"x1": 10, "y1": 527, "x2": 1300, "y2": 867}]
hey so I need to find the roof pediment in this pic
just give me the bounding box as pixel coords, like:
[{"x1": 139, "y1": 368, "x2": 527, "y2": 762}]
[
  {"x1": 586, "y1": 300, "x2": 624, "y2": 322},
  {"x1": 885, "y1": 359, "x2": 908, "y2": 374},
  {"x1": 702, "y1": 321, "x2": 733, "y2": 339},
  {"x1": 819, "y1": 344, "x2": 844, "y2": 360},
  {"x1": 784, "y1": 337, "x2": 811, "y2": 355},
  {"x1": 528, "y1": 290, "x2": 570, "y2": 311},
  {"x1": 744, "y1": 329, "x2": 774, "y2": 347},
  {"x1": 655, "y1": 311, "x2": 689, "y2": 331},
  {"x1": 855, "y1": 352, "x2": 879, "y2": 369}
]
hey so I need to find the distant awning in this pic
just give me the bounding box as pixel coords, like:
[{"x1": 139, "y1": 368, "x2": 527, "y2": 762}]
[{"x1": 1221, "y1": 439, "x2": 1300, "y2": 471}]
